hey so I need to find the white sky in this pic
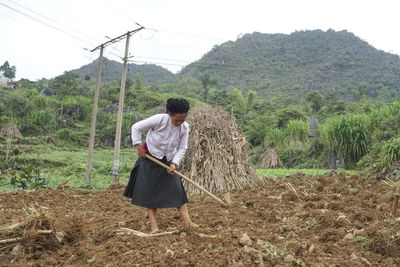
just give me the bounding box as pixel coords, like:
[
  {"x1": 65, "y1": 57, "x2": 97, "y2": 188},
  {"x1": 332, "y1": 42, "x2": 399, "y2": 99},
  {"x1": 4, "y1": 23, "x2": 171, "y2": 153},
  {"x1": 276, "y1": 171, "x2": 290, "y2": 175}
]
[{"x1": 0, "y1": 0, "x2": 399, "y2": 81}]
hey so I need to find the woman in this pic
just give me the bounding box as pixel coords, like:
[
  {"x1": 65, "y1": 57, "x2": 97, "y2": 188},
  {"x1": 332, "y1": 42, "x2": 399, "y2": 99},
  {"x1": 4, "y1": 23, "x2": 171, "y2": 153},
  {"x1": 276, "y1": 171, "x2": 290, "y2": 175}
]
[{"x1": 124, "y1": 98, "x2": 198, "y2": 233}]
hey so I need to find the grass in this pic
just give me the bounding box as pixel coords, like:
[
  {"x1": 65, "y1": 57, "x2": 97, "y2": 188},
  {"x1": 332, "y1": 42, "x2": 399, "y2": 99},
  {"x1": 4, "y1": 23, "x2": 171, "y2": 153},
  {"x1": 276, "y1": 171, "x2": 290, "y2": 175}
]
[
  {"x1": 0, "y1": 148, "x2": 137, "y2": 191},
  {"x1": 1, "y1": 146, "x2": 360, "y2": 191},
  {"x1": 256, "y1": 168, "x2": 359, "y2": 179}
]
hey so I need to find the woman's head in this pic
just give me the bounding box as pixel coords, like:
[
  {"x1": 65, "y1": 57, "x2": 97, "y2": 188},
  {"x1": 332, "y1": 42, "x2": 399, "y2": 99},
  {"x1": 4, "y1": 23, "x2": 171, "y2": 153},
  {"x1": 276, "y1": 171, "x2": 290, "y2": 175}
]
[{"x1": 166, "y1": 98, "x2": 190, "y2": 126}]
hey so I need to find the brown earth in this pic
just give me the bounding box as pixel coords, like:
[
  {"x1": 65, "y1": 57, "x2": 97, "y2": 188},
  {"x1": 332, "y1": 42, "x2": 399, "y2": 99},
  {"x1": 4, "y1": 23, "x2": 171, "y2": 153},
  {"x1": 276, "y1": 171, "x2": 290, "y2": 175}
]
[{"x1": 1, "y1": 172, "x2": 400, "y2": 266}]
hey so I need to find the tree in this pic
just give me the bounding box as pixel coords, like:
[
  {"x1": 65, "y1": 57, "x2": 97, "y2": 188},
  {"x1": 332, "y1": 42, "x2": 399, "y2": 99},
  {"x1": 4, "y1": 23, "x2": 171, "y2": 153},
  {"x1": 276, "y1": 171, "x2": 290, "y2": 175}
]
[
  {"x1": 200, "y1": 74, "x2": 217, "y2": 103},
  {"x1": 51, "y1": 72, "x2": 81, "y2": 118},
  {"x1": 245, "y1": 90, "x2": 257, "y2": 113},
  {"x1": 228, "y1": 87, "x2": 245, "y2": 111},
  {"x1": 0, "y1": 61, "x2": 16, "y2": 82},
  {"x1": 306, "y1": 91, "x2": 323, "y2": 112}
]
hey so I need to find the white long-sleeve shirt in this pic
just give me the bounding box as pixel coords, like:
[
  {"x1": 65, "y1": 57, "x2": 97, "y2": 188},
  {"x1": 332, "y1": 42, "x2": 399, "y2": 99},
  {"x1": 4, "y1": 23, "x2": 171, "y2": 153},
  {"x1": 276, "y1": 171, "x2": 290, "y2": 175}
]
[{"x1": 131, "y1": 114, "x2": 189, "y2": 166}]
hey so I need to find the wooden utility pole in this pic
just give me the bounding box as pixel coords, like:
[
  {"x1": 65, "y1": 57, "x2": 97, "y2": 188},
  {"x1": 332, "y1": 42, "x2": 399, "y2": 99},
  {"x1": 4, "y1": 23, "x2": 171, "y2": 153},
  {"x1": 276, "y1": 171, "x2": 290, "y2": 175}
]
[
  {"x1": 85, "y1": 45, "x2": 104, "y2": 185},
  {"x1": 85, "y1": 26, "x2": 144, "y2": 185},
  {"x1": 112, "y1": 32, "x2": 130, "y2": 183}
]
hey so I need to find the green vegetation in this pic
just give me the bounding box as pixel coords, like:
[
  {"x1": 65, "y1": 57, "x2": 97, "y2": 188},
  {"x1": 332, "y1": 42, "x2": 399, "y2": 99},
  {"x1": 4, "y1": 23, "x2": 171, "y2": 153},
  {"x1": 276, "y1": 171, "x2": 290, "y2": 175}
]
[
  {"x1": 0, "y1": 148, "x2": 136, "y2": 191},
  {"x1": 256, "y1": 168, "x2": 358, "y2": 179},
  {"x1": 2, "y1": 29, "x2": 400, "y2": 191}
]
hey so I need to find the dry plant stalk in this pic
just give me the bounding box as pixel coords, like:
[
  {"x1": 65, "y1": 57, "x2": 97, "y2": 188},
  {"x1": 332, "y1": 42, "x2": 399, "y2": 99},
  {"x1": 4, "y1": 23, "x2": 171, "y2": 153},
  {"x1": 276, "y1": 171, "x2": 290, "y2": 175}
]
[
  {"x1": 1, "y1": 123, "x2": 22, "y2": 161},
  {"x1": 180, "y1": 105, "x2": 262, "y2": 193},
  {"x1": 259, "y1": 148, "x2": 281, "y2": 169}
]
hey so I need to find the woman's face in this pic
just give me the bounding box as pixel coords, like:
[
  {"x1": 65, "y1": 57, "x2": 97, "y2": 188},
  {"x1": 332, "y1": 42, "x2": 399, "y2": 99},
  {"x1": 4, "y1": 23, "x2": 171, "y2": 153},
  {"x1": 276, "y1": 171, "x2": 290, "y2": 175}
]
[{"x1": 170, "y1": 113, "x2": 188, "y2": 127}]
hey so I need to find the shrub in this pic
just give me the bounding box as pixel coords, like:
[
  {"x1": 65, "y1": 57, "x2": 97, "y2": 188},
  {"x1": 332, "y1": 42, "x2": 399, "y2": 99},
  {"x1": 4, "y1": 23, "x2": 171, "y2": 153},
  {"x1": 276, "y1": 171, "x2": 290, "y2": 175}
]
[
  {"x1": 287, "y1": 119, "x2": 309, "y2": 143},
  {"x1": 10, "y1": 167, "x2": 49, "y2": 189},
  {"x1": 321, "y1": 114, "x2": 369, "y2": 169},
  {"x1": 56, "y1": 128, "x2": 72, "y2": 140},
  {"x1": 265, "y1": 127, "x2": 286, "y2": 150},
  {"x1": 381, "y1": 136, "x2": 400, "y2": 168}
]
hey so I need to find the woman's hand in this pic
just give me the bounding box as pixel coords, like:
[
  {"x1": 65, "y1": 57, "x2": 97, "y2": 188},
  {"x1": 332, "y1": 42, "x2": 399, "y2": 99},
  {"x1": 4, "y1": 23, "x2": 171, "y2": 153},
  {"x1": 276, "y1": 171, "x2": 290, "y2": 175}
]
[
  {"x1": 167, "y1": 163, "x2": 176, "y2": 175},
  {"x1": 135, "y1": 144, "x2": 146, "y2": 157}
]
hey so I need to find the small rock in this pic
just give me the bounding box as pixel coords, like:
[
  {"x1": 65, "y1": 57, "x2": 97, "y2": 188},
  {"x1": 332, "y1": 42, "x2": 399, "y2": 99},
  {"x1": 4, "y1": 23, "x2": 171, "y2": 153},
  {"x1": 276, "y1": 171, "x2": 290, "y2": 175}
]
[
  {"x1": 118, "y1": 221, "x2": 127, "y2": 227},
  {"x1": 360, "y1": 257, "x2": 371, "y2": 266},
  {"x1": 343, "y1": 233, "x2": 353, "y2": 240},
  {"x1": 165, "y1": 248, "x2": 174, "y2": 257},
  {"x1": 239, "y1": 233, "x2": 252, "y2": 246},
  {"x1": 207, "y1": 243, "x2": 212, "y2": 249},
  {"x1": 256, "y1": 239, "x2": 264, "y2": 247},
  {"x1": 350, "y1": 252, "x2": 358, "y2": 261},
  {"x1": 223, "y1": 192, "x2": 233, "y2": 205},
  {"x1": 12, "y1": 244, "x2": 22, "y2": 255},
  {"x1": 182, "y1": 249, "x2": 188, "y2": 254},
  {"x1": 55, "y1": 231, "x2": 65, "y2": 243},
  {"x1": 197, "y1": 233, "x2": 216, "y2": 238},
  {"x1": 376, "y1": 205, "x2": 382, "y2": 211},
  {"x1": 353, "y1": 229, "x2": 364, "y2": 235},
  {"x1": 284, "y1": 254, "x2": 296, "y2": 263},
  {"x1": 308, "y1": 244, "x2": 315, "y2": 253}
]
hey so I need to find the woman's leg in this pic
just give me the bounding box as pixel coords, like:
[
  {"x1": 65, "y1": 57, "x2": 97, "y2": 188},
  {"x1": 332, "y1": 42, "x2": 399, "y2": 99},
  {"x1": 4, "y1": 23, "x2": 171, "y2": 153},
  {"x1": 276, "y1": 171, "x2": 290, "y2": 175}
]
[
  {"x1": 147, "y1": 208, "x2": 159, "y2": 233},
  {"x1": 178, "y1": 204, "x2": 199, "y2": 227}
]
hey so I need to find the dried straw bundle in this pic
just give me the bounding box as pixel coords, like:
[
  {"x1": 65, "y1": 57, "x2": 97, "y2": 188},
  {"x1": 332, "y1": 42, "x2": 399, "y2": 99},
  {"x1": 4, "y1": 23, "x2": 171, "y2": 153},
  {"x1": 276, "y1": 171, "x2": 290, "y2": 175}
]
[
  {"x1": 1, "y1": 123, "x2": 22, "y2": 161},
  {"x1": 259, "y1": 148, "x2": 281, "y2": 169},
  {"x1": 1, "y1": 123, "x2": 22, "y2": 139},
  {"x1": 180, "y1": 105, "x2": 262, "y2": 193}
]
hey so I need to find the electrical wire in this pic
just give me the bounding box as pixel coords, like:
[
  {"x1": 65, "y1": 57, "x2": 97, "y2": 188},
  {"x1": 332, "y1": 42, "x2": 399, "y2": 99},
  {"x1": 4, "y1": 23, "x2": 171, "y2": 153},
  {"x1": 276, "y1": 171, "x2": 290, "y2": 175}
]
[
  {"x1": 6, "y1": 0, "x2": 101, "y2": 46},
  {"x1": 0, "y1": 2, "x2": 95, "y2": 47},
  {"x1": 35, "y1": 0, "x2": 107, "y2": 42}
]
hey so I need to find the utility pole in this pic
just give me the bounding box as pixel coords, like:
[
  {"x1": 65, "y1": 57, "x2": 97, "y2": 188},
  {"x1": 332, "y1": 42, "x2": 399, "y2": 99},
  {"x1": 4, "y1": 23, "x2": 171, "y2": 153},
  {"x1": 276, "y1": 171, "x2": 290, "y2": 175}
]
[
  {"x1": 85, "y1": 45, "x2": 104, "y2": 185},
  {"x1": 85, "y1": 26, "x2": 144, "y2": 185},
  {"x1": 112, "y1": 32, "x2": 130, "y2": 183}
]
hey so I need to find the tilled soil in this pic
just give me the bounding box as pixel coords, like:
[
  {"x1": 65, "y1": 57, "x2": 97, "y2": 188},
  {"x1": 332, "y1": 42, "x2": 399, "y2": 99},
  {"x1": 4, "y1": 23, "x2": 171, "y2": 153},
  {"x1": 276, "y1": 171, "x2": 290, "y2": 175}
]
[{"x1": 1, "y1": 172, "x2": 400, "y2": 266}]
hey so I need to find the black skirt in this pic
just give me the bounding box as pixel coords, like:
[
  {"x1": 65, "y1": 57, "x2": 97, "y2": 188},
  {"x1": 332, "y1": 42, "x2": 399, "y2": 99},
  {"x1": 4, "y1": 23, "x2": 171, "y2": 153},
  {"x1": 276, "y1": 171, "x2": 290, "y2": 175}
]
[{"x1": 123, "y1": 157, "x2": 188, "y2": 208}]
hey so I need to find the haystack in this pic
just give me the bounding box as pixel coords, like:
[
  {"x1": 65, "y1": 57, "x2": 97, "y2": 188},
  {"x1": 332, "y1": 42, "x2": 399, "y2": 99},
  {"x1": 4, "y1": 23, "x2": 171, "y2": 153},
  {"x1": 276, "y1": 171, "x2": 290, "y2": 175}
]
[
  {"x1": 1, "y1": 123, "x2": 22, "y2": 161},
  {"x1": 259, "y1": 148, "x2": 281, "y2": 169},
  {"x1": 180, "y1": 105, "x2": 262, "y2": 193}
]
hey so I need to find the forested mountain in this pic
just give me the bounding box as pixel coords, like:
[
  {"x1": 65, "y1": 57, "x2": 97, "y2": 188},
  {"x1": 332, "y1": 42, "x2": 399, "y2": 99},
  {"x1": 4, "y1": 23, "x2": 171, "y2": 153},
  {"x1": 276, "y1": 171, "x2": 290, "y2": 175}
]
[
  {"x1": 179, "y1": 29, "x2": 400, "y2": 100},
  {"x1": 70, "y1": 58, "x2": 174, "y2": 86}
]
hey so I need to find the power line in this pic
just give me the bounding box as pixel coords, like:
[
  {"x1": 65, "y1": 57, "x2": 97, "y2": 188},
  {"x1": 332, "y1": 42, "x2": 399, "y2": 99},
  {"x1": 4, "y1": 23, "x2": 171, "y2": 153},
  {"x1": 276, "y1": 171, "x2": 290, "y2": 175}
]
[
  {"x1": 145, "y1": 27, "x2": 228, "y2": 41},
  {"x1": 35, "y1": 0, "x2": 107, "y2": 43},
  {"x1": 6, "y1": 0, "x2": 100, "y2": 46},
  {"x1": 99, "y1": 0, "x2": 142, "y2": 28},
  {"x1": 90, "y1": 26, "x2": 144, "y2": 52},
  {"x1": 0, "y1": 2, "x2": 95, "y2": 47}
]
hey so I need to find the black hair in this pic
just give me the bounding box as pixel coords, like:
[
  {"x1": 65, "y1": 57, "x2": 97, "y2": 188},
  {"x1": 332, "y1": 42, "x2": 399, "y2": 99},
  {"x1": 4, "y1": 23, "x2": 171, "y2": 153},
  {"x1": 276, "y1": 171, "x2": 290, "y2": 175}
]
[{"x1": 166, "y1": 98, "x2": 190, "y2": 115}]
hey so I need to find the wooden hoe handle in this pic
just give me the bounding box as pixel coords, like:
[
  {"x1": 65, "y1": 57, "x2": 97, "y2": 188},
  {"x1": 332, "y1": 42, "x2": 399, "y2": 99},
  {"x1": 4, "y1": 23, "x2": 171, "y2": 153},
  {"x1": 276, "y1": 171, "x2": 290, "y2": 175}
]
[{"x1": 145, "y1": 154, "x2": 227, "y2": 207}]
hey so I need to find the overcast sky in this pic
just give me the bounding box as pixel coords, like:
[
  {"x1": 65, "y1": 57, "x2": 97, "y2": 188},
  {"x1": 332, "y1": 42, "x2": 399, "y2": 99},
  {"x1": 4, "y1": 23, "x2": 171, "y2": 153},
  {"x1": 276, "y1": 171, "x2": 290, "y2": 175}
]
[{"x1": 1, "y1": 0, "x2": 399, "y2": 81}]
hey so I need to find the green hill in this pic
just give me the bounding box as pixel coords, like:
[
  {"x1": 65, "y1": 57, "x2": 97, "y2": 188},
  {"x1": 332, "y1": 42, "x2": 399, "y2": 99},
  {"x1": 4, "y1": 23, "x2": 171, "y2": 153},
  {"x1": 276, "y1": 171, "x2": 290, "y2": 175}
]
[
  {"x1": 179, "y1": 29, "x2": 400, "y2": 100},
  {"x1": 70, "y1": 58, "x2": 174, "y2": 86}
]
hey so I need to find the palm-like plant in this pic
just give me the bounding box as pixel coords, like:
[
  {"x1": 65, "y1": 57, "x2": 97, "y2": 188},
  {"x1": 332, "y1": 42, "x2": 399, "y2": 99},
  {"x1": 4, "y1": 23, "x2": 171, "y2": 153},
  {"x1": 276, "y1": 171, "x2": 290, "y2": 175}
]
[
  {"x1": 381, "y1": 136, "x2": 400, "y2": 169},
  {"x1": 286, "y1": 119, "x2": 309, "y2": 144},
  {"x1": 321, "y1": 114, "x2": 369, "y2": 169},
  {"x1": 265, "y1": 127, "x2": 286, "y2": 150}
]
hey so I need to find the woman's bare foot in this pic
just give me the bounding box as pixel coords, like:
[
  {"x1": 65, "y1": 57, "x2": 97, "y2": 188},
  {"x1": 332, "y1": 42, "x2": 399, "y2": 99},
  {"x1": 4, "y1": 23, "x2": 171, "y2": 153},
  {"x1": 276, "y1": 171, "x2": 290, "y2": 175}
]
[
  {"x1": 184, "y1": 221, "x2": 201, "y2": 228},
  {"x1": 150, "y1": 228, "x2": 160, "y2": 234}
]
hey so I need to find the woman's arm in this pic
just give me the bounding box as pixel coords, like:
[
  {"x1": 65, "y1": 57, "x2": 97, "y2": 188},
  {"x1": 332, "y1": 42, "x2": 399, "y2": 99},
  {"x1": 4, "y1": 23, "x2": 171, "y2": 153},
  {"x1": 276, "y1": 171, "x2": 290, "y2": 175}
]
[
  {"x1": 131, "y1": 114, "x2": 161, "y2": 146},
  {"x1": 171, "y1": 127, "x2": 189, "y2": 167}
]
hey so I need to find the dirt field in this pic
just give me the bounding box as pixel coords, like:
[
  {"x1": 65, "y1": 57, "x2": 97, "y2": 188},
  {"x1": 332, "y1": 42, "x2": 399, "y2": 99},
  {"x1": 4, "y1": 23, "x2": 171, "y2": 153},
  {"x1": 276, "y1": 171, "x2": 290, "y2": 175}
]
[{"x1": 1, "y1": 172, "x2": 400, "y2": 266}]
